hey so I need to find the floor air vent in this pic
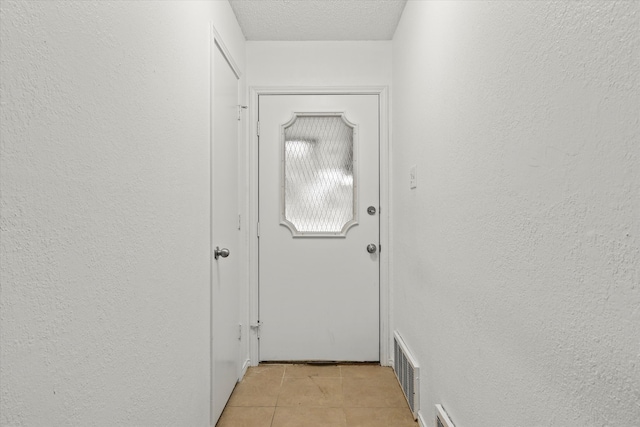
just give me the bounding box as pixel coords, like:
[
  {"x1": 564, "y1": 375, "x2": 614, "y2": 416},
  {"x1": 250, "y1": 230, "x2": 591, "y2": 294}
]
[
  {"x1": 436, "y1": 404, "x2": 455, "y2": 427},
  {"x1": 393, "y1": 331, "x2": 420, "y2": 419}
]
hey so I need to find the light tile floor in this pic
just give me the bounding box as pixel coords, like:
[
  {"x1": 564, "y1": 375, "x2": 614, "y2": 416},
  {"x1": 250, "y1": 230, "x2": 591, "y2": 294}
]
[{"x1": 216, "y1": 363, "x2": 419, "y2": 427}]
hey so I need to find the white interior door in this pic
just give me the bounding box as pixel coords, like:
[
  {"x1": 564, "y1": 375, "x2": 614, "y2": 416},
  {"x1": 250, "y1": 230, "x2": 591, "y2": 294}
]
[
  {"x1": 211, "y1": 42, "x2": 239, "y2": 424},
  {"x1": 258, "y1": 94, "x2": 379, "y2": 362}
]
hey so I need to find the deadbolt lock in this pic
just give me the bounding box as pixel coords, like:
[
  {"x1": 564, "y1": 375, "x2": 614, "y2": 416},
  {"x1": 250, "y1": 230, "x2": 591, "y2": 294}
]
[{"x1": 367, "y1": 206, "x2": 377, "y2": 215}]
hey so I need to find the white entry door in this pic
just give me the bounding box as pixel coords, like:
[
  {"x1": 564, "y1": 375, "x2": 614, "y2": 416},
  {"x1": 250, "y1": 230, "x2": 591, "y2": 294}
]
[
  {"x1": 258, "y1": 94, "x2": 380, "y2": 362},
  {"x1": 211, "y1": 41, "x2": 240, "y2": 423}
]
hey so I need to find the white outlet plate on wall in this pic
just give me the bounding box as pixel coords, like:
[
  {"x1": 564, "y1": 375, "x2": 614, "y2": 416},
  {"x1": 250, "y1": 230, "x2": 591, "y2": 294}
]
[{"x1": 410, "y1": 165, "x2": 417, "y2": 189}]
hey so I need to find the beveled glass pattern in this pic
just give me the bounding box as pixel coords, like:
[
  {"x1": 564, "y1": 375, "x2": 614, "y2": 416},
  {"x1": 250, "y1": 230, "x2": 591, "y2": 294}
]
[{"x1": 283, "y1": 115, "x2": 355, "y2": 235}]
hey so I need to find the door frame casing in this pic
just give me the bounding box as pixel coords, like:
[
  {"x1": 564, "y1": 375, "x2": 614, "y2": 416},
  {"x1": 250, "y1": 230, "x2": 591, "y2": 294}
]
[{"x1": 248, "y1": 86, "x2": 391, "y2": 366}]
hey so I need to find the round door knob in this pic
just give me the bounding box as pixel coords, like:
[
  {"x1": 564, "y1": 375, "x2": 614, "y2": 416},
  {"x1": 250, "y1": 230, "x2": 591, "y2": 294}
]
[
  {"x1": 366, "y1": 244, "x2": 377, "y2": 254},
  {"x1": 214, "y1": 246, "x2": 230, "y2": 259}
]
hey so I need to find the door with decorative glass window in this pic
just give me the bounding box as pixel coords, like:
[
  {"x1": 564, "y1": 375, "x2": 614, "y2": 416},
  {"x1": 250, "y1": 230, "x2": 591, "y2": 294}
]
[{"x1": 258, "y1": 94, "x2": 379, "y2": 361}]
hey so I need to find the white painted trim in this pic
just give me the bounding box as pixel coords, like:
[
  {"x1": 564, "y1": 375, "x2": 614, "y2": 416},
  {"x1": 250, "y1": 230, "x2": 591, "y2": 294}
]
[
  {"x1": 248, "y1": 87, "x2": 260, "y2": 366},
  {"x1": 279, "y1": 112, "x2": 359, "y2": 238},
  {"x1": 251, "y1": 86, "x2": 387, "y2": 96},
  {"x1": 208, "y1": 23, "x2": 214, "y2": 427},
  {"x1": 211, "y1": 24, "x2": 242, "y2": 79},
  {"x1": 417, "y1": 410, "x2": 428, "y2": 427},
  {"x1": 240, "y1": 358, "x2": 251, "y2": 380},
  {"x1": 378, "y1": 86, "x2": 391, "y2": 367},
  {"x1": 248, "y1": 86, "x2": 391, "y2": 367},
  {"x1": 435, "y1": 404, "x2": 456, "y2": 427}
]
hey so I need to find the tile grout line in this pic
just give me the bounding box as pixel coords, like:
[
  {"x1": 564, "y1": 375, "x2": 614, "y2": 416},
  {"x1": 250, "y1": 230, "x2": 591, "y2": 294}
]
[
  {"x1": 269, "y1": 364, "x2": 286, "y2": 426},
  {"x1": 339, "y1": 365, "x2": 345, "y2": 411},
  {"x1": 340, "y1": 364, "x2": 345, "y2": 413}
]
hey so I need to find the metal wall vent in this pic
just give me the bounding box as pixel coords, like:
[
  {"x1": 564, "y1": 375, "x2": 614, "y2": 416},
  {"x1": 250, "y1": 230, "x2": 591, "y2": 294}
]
[
  {"x1": 436, "y1": 404, "x2": 455, "y2": 427},
  {"x1": 393, "y1": 331, "x2": 420, "y2": 419}
]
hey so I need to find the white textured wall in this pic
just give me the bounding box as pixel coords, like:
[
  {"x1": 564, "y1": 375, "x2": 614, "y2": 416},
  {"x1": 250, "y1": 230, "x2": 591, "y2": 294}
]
[
  {"x1": 246, "y1": 41, "x2": 392, "y2": 87},
  {"x1": 392, "y1": 1, "x2": 639, "y2": 426},
  {"x1": 0, "y1": 1, "x2": 245, "y2": 425}
]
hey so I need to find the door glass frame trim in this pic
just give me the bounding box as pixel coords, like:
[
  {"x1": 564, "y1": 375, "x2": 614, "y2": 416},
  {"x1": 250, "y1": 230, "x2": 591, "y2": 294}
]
[{"x1": 280, "y1": 111, "x2": 359, "y2": 238}]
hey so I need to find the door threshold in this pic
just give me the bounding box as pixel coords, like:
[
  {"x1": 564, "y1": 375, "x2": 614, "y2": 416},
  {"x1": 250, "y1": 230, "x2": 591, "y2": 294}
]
[{"x1": 259, "y1": 360, "x2": 381, "y2": 366}]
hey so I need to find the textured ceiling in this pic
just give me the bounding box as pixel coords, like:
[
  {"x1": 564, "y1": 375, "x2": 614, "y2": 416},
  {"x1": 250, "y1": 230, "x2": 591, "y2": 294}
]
[{"x1": 229, "y1": 0, "x2": 408, "y2": 41}]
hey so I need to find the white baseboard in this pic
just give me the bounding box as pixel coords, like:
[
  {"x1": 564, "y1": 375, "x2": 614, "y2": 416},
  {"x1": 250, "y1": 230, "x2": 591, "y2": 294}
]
[
  {"x1": 417, "y1": 410, "x2": 428, "y2": 427},
  {"x1": 240, "y1": 358, "x2": 251, "y2": 379}
]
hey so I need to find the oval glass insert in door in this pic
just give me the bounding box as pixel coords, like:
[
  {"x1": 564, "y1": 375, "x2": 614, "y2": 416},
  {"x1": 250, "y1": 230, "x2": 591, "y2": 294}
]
[{"x1": 280, "y1": 113, "x2": 358, "y2": 237}]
